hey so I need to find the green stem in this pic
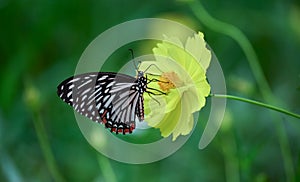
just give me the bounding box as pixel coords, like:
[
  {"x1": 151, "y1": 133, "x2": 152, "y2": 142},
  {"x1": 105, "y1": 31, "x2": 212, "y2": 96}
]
[
  {"x1": 32, "y1": 112, "x2": 65, "y2": 182},
  {"x1": 97, "y1": 154, "x2": 117, "y2": 182},
  {"x1": 24, "y1": 82, "x2": 65, "y2": 182},
  {"x1": 210, "y1": 94, "x2": 300, "y2": 119},
  {"x1": 221, "y1": 128, "x2": 240, "y2": 182},
  {"x1": 188, "y1": 0, "x2": 272, "y2": 99},
  {"x1": 189, "y1": 1, "x2": 296, "y2": 180}
]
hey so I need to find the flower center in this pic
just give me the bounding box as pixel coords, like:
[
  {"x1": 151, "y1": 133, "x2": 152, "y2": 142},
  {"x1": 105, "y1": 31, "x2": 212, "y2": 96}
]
[{"x1": 158, "y1": 72, "x2": 183, "y2": 92}]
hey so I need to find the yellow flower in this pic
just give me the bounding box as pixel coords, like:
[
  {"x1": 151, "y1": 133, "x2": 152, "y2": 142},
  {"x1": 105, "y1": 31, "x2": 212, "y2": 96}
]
[{"x1": 140, "y1": 32, "x2": 211, "y2": 141}]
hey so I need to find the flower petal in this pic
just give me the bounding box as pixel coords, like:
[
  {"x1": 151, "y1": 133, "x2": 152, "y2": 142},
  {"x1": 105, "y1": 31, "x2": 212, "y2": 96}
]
[
  {"x1": 171, "y1": 94, "x2": 195, "y2": 140},
  {"x1": 140, "y1": 32, "x2": 212, "y2": 141},
  {"x1": 185, "y1": 32, "x2": 211, "y2": 71}
]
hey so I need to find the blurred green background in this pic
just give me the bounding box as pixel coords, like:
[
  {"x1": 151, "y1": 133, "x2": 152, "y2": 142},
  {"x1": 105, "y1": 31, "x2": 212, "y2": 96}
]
[{"x1": 1, "y1": 0, "x2": 300, "y2": 181}]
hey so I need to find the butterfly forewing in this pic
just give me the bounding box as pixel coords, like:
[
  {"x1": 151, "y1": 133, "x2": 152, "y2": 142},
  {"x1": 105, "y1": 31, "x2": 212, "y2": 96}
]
[{"x1": 57, "y1": 72, "x2": 145, "y2": 134}]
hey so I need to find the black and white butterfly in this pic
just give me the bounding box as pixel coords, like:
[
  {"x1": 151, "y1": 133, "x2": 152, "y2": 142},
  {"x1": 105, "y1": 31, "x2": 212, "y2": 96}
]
[{"x1": 57, "y1": 67, "x2": 165, "y2": 134}]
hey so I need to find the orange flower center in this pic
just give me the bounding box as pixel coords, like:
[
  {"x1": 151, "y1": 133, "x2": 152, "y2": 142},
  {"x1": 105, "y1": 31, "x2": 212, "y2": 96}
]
[{"x1": 158, "y1": 72, "x2": 182, "y2": 92}]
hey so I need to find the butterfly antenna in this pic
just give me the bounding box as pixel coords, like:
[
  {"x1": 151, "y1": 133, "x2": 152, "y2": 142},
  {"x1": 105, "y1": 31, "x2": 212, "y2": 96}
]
[
  {"x1": 137, "y1": 60, "x2": 142, "y2": 70},
  {"x1": 144, "y1": 64, "x2": 164, "y2": 74},
  {"x1": 128, "y1": 49, "x2": 138, "y2": 71}
]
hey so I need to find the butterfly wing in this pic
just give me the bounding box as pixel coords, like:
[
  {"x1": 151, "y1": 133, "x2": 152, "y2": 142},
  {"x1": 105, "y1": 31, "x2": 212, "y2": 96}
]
[{"x1": 57, "y1": 72, "x2": 143, "y2": 134}]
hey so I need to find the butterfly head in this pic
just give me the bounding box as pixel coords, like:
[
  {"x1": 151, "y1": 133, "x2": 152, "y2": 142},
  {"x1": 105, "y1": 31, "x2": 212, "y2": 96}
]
[{"x1": 137, "y1": 71, "x2": 144, "y2": 78}]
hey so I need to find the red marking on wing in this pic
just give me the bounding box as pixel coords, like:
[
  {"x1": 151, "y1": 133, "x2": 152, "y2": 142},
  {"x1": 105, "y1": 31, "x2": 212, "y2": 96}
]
[
  {"x1": 130, "y1": 123, "x2": 135, "y2": 131},
  {"x1": 100, "y1": 110, "x2": 108, "y2": 124},
  {"x1": 100, "y1": 109, "x2": 135, "y2": 134}
]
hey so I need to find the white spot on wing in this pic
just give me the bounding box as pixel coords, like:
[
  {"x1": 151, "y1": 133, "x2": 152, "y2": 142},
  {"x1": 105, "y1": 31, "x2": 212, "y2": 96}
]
[
  {"x1": 67, "y1": 91, "x2": 72, "y2": 98},
  {"x1": 78, "y1": 79, "x2": 92, "y2": 89},
  {"x1": 87, "y1": 96, "x2": 95, "y2": 105},
  {"x1": 96, "y1": 102, "x2": 102, "y2": 110},
  {"x1": 80, "y1": 87, "x2": 91, "y2": 97},
  {"x1": 80, "y1": 102, "x2": 85, "y2": 108},
  {"x1": 103, "y1": 95, "x2": 109, "y2": 102},
  {"x1": 88, "y1": 105, "x2": 93, "y2": 111},
  {"x1": 69, "y1": 77, "x2": 80, "y2": 83},
  {"x1": 104, "y1": 94, "x2": 115, "y2": 108},
  {"x1": 82, "y1": 95, "x2": 87, "y2": 101},
  {"x1": 98, "y1": 75, "x2": 108, "y2": 81},
  {"x1": 107, "y1": 81, "x2": 115, "y2": 88}
]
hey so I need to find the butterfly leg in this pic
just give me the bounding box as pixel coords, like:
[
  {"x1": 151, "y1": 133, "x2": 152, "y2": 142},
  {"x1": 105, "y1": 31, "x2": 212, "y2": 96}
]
[
  {"x1": 146, "y1": 87, "x2": 167, "y2": 95},
  {"x1": 146, "y1": 92, "x2": 163, "y2": 106}
]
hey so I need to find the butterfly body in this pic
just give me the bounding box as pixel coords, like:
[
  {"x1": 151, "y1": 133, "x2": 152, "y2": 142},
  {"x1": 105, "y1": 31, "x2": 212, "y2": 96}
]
[{"x1": 57, "y1": 71, "x2": 148, "y2": 134}]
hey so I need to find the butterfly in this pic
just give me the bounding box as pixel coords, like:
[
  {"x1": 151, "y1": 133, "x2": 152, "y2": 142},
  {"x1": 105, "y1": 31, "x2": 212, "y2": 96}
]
[{"x1": 57, "y1": 66, "x2": 166, "y2": 135}]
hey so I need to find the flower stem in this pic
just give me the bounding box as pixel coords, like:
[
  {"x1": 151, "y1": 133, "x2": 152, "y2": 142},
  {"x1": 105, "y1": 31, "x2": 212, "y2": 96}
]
[
  {"x1": 188, "y1": 1, "x2": 272, "y2": 99},
  {"x1": 24, "y1": 82, "x2": 65, "y2": 182},
  {"x1": 97, "y1": 154, "x2": 117, "y2": 182},
  {"x1": 210, "y1": 94, "x2": 300, "y2": 119},
  {"x1": 32, "y1": 112, "x2": 65, "y2": 182},
  {"x1": 189, "y1": 1, "x2": 296, "y2": 180}
]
